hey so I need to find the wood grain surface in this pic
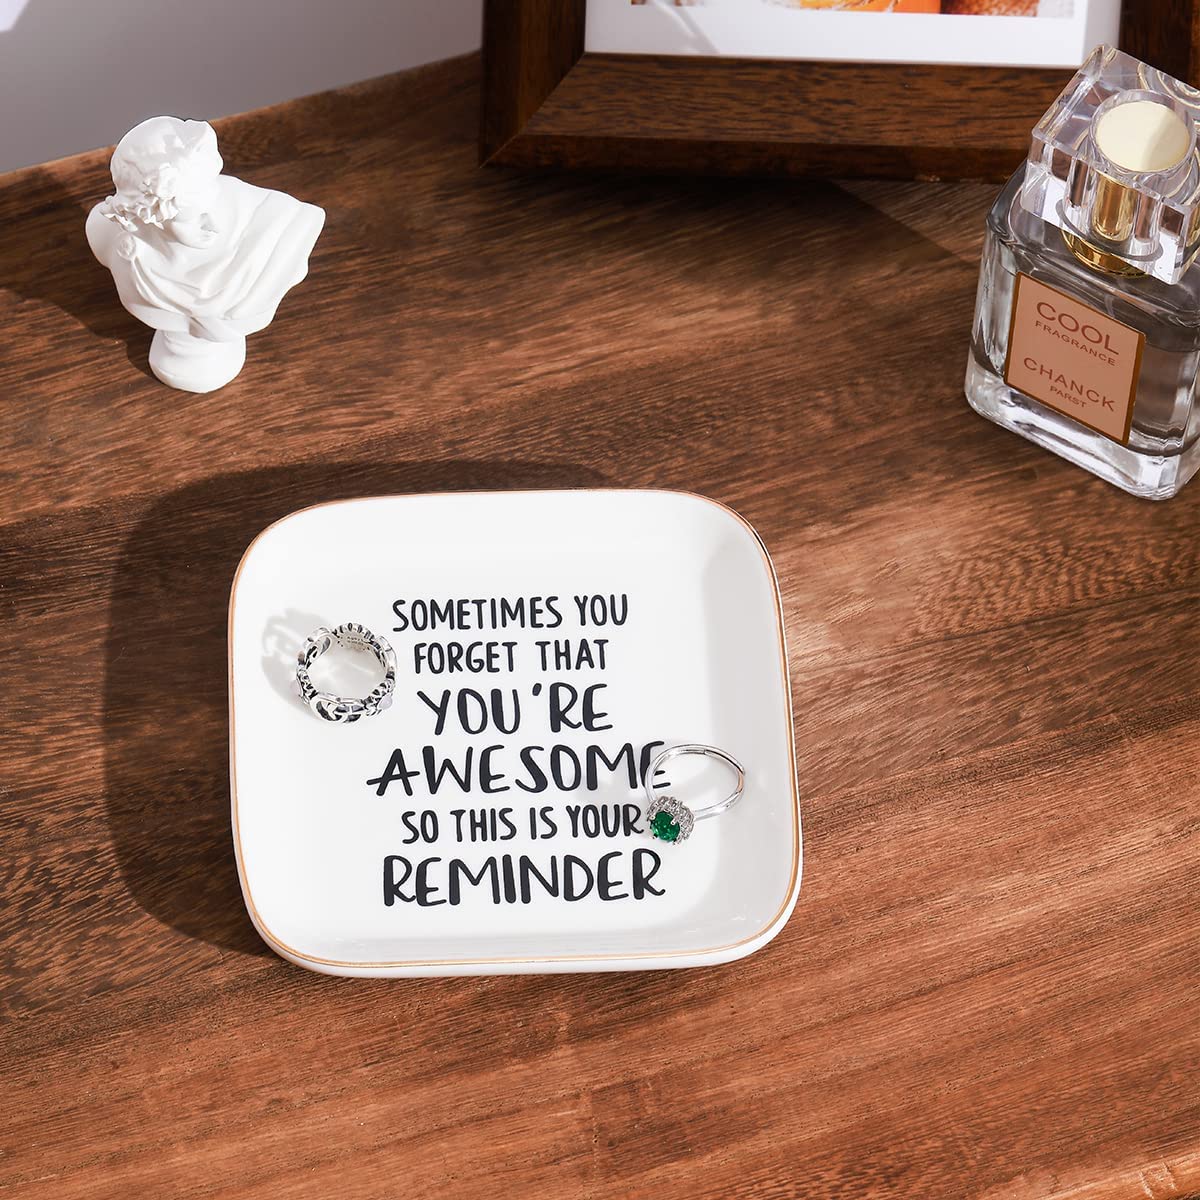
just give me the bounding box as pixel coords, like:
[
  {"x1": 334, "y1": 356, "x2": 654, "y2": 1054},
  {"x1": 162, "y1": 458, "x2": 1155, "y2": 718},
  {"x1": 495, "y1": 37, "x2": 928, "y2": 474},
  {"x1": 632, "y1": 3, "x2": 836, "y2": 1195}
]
[{"x1": 2, "y1": 53, "x2": 1199, "y2": 1200}]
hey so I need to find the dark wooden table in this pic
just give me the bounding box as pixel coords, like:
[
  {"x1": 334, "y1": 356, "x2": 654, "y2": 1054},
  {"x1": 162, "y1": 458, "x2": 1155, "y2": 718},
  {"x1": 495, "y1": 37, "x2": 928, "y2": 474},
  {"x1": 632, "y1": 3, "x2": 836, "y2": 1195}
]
[{"x1": 2, "y1": 54, "x2": 1198, "y2": 1200}]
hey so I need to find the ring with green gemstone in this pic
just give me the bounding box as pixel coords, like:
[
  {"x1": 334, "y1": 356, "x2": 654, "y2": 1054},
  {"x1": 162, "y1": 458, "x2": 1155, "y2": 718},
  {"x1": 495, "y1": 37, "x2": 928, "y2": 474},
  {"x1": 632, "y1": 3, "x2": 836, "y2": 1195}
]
[{"x1": 643, "y1": 744, "x2": 745, "y2": 846}]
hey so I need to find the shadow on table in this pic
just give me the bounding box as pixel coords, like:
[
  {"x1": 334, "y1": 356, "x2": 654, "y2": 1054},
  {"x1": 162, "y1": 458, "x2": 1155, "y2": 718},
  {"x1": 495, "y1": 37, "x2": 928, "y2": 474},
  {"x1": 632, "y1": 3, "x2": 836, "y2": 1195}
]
[
  {"x1": 103, "y1": 459, "x2": 608, "y2": 957},
  {"x1": 1, "y1": 165, "x2": 154, "y2": 380}
]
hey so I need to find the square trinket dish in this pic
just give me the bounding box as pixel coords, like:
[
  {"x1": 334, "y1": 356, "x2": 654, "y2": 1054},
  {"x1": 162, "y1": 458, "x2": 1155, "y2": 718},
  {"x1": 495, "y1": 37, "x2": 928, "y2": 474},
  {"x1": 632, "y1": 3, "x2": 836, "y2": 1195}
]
[{"x1": 229, "y1": 490, "x2": 801, "y2": 976}]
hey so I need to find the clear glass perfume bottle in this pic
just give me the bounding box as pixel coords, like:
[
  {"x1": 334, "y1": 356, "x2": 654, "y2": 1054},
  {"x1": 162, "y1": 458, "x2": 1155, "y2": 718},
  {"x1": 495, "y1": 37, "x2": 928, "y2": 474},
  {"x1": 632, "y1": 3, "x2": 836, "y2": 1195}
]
[{"x1": 966, "y1": 47, "x2": 1200, "y2": 499}]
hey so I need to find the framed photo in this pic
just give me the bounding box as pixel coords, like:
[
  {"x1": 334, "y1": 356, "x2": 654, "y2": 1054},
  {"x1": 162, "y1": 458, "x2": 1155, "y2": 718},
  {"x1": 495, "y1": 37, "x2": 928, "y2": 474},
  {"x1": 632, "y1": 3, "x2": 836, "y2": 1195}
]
[
  {"x1": 481, "y1": 0, "x2": 1198, "y2": 180},
  {"x1": 588, "y1": 0, "x2": 1119, "y2": 71}
]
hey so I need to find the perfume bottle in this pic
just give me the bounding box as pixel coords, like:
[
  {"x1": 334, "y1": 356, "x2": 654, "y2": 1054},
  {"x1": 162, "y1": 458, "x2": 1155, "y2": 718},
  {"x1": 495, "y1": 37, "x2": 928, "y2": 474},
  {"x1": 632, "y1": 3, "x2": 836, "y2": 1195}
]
[{"x1": 966, "y1": 47, "x2": 1200, "y2": 499}]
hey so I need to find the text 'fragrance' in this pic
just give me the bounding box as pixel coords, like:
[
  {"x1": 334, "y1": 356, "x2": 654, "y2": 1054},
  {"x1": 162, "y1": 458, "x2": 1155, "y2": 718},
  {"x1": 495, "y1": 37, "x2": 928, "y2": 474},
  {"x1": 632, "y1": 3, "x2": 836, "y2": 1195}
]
[{"x1": 967, "y1": 47, "x2": 1200, "y2": 499}]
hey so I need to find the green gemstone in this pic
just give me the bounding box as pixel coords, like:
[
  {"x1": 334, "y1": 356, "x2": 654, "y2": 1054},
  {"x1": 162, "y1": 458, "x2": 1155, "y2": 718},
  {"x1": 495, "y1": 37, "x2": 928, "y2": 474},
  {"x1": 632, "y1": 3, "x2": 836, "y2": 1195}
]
[{"x1": 651, "y1": 810, "x2": 680, "y2": 842}]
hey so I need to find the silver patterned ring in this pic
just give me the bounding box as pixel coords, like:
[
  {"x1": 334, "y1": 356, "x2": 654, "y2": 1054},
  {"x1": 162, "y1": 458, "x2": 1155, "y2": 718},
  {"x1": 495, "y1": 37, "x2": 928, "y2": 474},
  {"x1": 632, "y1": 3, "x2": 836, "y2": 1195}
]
[
  {"x1": 296, "y1": 622, "x2": 397, "y2": 724},
  {"x1": 643, "y1": 743, "x2": 746, "y2": 845}
]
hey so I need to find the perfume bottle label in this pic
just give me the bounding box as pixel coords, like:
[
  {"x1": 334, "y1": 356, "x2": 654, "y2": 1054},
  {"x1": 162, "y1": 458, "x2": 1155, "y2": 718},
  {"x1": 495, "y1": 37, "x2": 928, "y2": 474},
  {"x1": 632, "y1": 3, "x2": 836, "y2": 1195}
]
[{"x1": 1004, "y1": 274, "x2": 1144, "y2": 444}]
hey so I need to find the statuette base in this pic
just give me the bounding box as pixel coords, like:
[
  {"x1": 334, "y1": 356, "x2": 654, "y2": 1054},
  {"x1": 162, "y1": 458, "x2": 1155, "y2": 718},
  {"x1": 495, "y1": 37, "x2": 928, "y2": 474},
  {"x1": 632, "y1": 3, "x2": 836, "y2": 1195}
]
[{"x1": 149, "y1": 330, "x2": 246, "y2": 393}]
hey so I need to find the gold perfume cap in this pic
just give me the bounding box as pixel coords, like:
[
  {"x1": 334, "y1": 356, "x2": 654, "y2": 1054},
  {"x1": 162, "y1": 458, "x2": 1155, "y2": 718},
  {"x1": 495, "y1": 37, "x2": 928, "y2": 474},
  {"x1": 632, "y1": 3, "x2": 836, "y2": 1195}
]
[{"x1": 1022, "y1": 46, "x2": 1200, "y2": 284}]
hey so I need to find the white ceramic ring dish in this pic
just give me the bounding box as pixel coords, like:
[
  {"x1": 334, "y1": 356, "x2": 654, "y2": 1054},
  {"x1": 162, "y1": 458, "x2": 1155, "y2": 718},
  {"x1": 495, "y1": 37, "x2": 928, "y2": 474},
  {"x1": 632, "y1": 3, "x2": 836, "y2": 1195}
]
[{"x1": 229, "y1": 490, "x2": 801, "y2": 976}]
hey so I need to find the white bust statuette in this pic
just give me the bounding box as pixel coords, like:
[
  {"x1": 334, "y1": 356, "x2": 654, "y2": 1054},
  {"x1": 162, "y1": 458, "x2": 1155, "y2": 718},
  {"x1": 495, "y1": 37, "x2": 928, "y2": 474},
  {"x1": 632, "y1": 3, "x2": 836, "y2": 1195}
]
[{"x1": 87, "y1": 116, "x2": 325, "y2": 393}]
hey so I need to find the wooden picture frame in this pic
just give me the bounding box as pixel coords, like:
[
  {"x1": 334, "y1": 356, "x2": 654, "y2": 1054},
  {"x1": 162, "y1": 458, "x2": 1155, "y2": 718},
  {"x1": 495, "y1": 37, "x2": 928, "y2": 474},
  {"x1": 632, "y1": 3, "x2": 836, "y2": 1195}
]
[{"x1": 481, "y1": 0, "x2": 1200, "y2": 181}]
